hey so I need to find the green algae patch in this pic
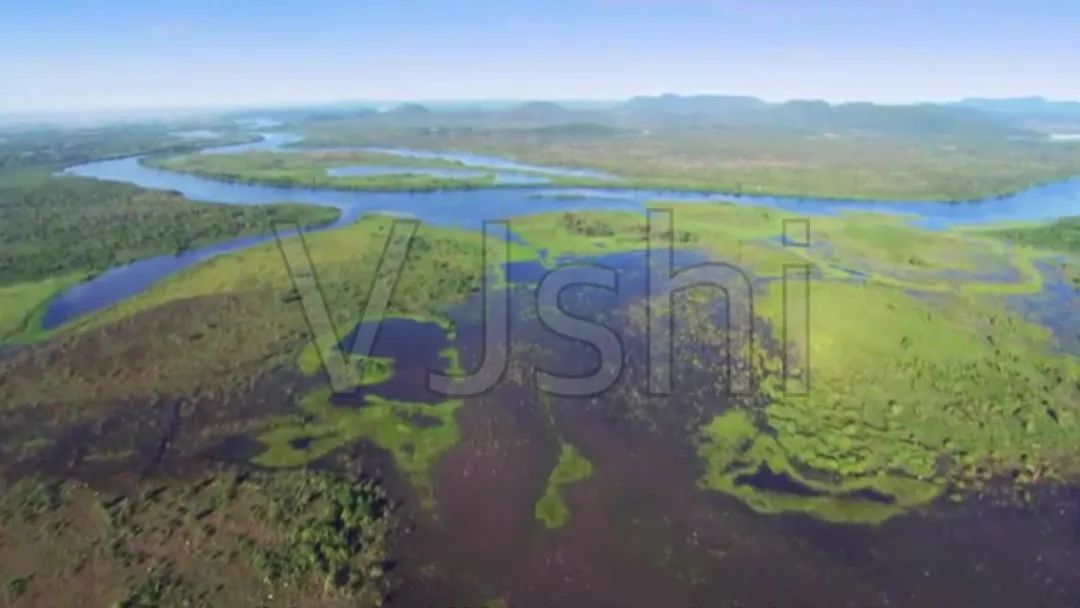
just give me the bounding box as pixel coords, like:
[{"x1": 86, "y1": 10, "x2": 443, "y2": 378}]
[
  {"x1": 697, "y1": 409, "x2": 941, "y2": 525},
  {"x1": 535, "y1": 442, "x2": 594, "y2": 529},
  {"x1": 296, "y1": 338, "x2": 394, "y2": 387},
  {"x1": 356, "y1": 356, "x2": 394, "y2": 386},
  {"x1": 255, "y1": 386, "x2": 462, "y2": 500}
]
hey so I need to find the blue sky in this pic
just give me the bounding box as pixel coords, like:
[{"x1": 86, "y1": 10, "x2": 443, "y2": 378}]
[{"x1": 3, "y1": 0, "x2": 1079, "y2": 111}]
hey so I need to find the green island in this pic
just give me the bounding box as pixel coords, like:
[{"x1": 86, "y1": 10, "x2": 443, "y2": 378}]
[{"x1": 144, "y1": 149, "x2": 518, "y2": 192}]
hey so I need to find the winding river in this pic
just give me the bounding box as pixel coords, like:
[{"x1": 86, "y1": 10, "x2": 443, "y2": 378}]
[{"x1": 43, "y1": 132, "x2": 1080, "y2": 329}]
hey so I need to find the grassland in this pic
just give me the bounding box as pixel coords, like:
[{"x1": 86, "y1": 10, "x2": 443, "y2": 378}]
[
  {"x1": 295, "y1": 123, "x2": 1080, "y2": 201},
  {"x1": 0, "y1": 272, "x2": 85, "y2": 342}
]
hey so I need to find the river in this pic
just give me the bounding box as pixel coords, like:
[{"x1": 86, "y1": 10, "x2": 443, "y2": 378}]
[{"x1": 44, "y1": 131, "x2": 1080, "y2": 329}]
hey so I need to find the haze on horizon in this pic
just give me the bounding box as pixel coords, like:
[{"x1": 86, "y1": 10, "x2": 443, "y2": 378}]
[{"x1": 3, "y1": 0, "x2": 1079, "y2": 113}]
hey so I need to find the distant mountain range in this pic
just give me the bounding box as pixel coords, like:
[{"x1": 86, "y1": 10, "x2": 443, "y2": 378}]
[
  {"x1": 957, "y1": 96, "x2": 1080, "y2": 117},
  {"x1": 614, "y1": 95, "x2": 1012, "y2": 136},
  {"x1": 241, "y1": 94, "x2": 1080, "y2": 138}
]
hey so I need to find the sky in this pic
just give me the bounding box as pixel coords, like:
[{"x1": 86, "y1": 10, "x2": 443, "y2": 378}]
[{"x1": 2, "y1": 0, "x2": 1079, "y2": 112}]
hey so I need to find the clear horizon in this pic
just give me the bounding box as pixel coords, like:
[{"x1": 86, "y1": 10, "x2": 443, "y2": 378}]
[{"x1": 4, "y1": 0, "x2": 1080, "y2": 113}]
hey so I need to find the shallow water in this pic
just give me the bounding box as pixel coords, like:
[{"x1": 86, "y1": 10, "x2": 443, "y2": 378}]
[
  {"x1": 336, "y1": 317, "x2": 453, "y2": 404},
  {"x1": 1007, "y1": 260, "x2": 1080, "y2": 356}
]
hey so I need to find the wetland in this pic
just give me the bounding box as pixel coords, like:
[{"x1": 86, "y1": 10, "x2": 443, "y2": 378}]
[{"x1": 2, "y1": 119, "x2": 1080, "y2": 607}]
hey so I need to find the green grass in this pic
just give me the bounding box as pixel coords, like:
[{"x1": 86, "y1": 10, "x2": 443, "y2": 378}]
[
  {"x1": 534, "y1": 442, "x2": 594, "y2": 529},
  {"x1": 0, "y1": 272, "x2": 86, "y2": 342},
  {"x1": 509, "y1": 204, "x2": 804, "y2": 275}
]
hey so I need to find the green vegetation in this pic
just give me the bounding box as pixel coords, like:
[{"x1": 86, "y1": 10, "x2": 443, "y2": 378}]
[
  {"x1": 0, "y1": 469, "x2": 393, "y2": 607},
  {"x1": 0, "y1": 172, "x2": 340, "y2": 287},
  {"x1": 697, "y1": 409, "x2": 941, "y2": 524},
  {"x1": 3, "y1": 173, "x2": 1078, "y2": 537},
  {"x1": 512, "y1": 202, "x2": 1046, "y2": 294},
  {"x1": 699, "y1": 277, "x2": 1080, "y2": 523},
  {"x1": 510, "y1": 205, "x2": 799, "y2": 274},
  {"x1": 989, "y1": 216, "x2": 1080, "y2": 253},
  {"x1": 9, "y1": 99, "x2": 1080, "y2": 605},
  {"x1": 511, "y1": 202, "x2": 1079, "y2": 523},
  {"x1": 534, "y1": 442, "x2": 594, "y2": 529},
  {"x1": 0, "y1": 125, "x2": 338, "y2": 346},
  {"x1": 0, "y1": 123, "x2": 254, "y2": 172},
  {"x1": 146, "y1": 149, "x2": 507, "y2": 191},
  {"x1": 295, "y1": 121, "x2": 1080, "y2": 201},
  {"x1": 255, "y1": 386, "x2": 462, "y2": 502},
  {"x1": 247, "y1": 470, "x2": 392, "y2": 602},
  {"x1": 986, "y1": 216, "x2": 1080, "y2": 287},
  {"x1": 0, "y1": 216, "x2": 516, "y2": 491},
  {"x1": 0, "y1": 272, "x2": 85, "y2": 341}
]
